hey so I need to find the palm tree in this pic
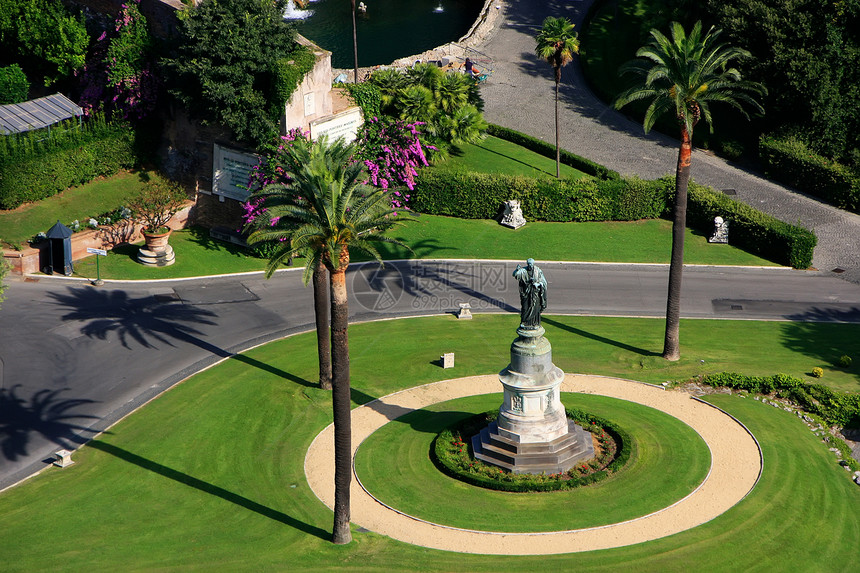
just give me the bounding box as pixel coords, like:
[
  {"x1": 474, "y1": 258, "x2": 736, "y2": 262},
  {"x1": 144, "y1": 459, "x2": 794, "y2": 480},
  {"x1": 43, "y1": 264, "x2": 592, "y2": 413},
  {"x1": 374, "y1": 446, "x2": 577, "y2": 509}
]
[
  {"x1": 247, "y1": 135, "x2": 409, "y2": 544},
  {"x1": 614, "y1": 21, "x2": 765, "y2": 360},
  {"x1": 535, "y1": 16, "x2": 579, "y2": 178}
]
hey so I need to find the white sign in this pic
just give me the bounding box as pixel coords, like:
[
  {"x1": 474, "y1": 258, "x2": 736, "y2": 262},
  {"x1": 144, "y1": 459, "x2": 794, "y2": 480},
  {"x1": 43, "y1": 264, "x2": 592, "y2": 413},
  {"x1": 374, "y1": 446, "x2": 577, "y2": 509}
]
[
  {"x1": 303, "y1": 92, "x2": 315, "y2": 117},
  {"x1": 86, "y1": 247, "x2": 107, "y2": 256},
  {"x1": 212, "y1": 144, "x2": 261, "y2": 202},
  {"x1": 310, "y1": 107, "x2": 363, "y2": 144}
]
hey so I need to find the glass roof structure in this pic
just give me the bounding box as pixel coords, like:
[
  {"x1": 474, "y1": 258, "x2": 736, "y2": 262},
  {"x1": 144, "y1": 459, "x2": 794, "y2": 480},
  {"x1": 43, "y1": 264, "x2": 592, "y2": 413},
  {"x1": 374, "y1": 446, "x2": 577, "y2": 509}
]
[{"x1": 0, "y1": 93, "x2": 83, "y2": 135}]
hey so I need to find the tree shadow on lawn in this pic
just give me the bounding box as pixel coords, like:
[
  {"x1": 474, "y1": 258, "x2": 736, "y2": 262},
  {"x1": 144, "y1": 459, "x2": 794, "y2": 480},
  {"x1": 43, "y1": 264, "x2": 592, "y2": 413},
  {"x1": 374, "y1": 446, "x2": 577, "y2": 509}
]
[
  {"x1": 88, "y1": 440, "x2": 330, "y2": 540},
  {"x1": 781, "y1": 308, "x2": 860, "y2": 385},
  {"x1": 0, "y1": 385, "x2": 105, "y2": 463},
  {"x1": 542, "y1": 317, "x2": 659, "y2": 357},
  {"x1": 470, "y1": 143, "x2": 557, "y2": 177},
  {"x1": 185, "y1": 226, "x2": 250, "y2": 256}
]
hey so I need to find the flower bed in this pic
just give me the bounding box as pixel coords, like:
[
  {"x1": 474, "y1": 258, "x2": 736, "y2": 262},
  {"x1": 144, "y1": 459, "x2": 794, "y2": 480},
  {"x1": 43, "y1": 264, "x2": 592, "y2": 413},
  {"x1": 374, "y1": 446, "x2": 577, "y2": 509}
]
[{"x1": 431, "y1": 408, "x2": 632, "y2": 492}]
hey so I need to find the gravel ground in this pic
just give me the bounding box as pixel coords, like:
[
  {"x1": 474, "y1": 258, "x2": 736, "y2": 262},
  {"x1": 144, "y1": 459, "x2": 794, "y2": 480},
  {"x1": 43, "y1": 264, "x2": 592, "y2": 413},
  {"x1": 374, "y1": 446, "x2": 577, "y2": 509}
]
[{"x1": 304, "y1": 374, "x2": 761, "y2": 555}]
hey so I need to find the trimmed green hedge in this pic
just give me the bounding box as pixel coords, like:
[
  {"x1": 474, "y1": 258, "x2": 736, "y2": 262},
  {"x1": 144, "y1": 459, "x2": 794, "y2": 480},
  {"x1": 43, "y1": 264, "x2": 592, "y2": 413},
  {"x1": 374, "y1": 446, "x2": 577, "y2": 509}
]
[
  {"x1": 699, "y1": 372, "x2": 860, "y2": 428},
  {"x1": 487, "y1": 124, "x2": 621, "y2": 180},
  {"x1": 412, "y1": 171, "x2": 669, "y2": 221},
  {"x1": 759, "y1": 134, "x2": 860, "y2": 213},
  {"x1": 0, "y1": 116, "x2": 137, "y2": 209},
  {"x1": 686, "y1": 180, "x2": 817, "y2": 269},
  {"x1": 412, "y1": 168, "x2": 816, "y2": 268}
]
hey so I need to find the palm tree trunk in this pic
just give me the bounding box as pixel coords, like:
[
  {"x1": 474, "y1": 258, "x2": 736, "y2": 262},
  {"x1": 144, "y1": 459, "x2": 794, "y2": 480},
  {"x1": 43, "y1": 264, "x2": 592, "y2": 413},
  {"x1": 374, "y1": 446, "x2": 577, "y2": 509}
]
[
  {"x1": 313, "y1": 264, "x2": 332, "y2": 390},
  {"x1": 351, "y1": 0, "x2": 359, "y2": 83},
  {"x1": 554, "y1": 75, "x2": 561, "y2": 179},
  {"x1": 329, "y1": 248, "x2": 352, "y2": 544},
  {"x1": 663, "y1": 127, "x2": 692, "y2": 361}
]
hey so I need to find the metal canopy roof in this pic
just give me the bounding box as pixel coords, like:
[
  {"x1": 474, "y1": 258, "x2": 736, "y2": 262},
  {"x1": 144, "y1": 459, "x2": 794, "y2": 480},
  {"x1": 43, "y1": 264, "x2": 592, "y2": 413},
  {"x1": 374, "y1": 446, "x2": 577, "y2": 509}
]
[{"x1": 0, "y1": 93, "x2": 83, "y2": 135}]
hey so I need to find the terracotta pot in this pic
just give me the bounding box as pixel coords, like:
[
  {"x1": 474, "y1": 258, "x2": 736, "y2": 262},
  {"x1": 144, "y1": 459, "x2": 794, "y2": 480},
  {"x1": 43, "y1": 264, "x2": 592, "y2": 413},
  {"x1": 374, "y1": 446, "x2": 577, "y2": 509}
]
[{"x1": 142, "y1": 229, "x2": 172, "y2": 252}]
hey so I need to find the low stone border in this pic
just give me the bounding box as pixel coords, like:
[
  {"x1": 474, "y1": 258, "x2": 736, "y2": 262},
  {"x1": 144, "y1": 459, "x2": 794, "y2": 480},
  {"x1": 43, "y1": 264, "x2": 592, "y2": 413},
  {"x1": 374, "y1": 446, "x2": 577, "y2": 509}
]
[{"x1": 304, "y1": 374, "x2": 762, "y2": 555}]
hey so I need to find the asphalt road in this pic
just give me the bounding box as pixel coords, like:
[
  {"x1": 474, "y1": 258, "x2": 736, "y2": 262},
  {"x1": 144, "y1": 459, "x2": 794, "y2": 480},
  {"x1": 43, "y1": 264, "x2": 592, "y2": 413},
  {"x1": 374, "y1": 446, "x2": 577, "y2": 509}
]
[{"x1": 3, "y1": 260, "x2": 860, "y2": 491}]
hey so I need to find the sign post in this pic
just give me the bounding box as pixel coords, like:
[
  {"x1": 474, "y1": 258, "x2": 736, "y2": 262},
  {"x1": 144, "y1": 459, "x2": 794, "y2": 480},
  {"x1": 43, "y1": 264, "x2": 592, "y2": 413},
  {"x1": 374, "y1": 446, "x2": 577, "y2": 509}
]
[{"x1": 87, "y1": 247, "x2": 107, "y2": 285}]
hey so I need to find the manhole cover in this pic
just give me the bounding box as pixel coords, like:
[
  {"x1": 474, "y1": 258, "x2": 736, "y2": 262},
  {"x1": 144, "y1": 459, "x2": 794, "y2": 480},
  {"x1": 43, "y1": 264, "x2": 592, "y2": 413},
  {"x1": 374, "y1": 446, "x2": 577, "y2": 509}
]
[
  {"x1": 722, "y1": 188, "x2": 737, "y2": 195},
  {"x1": 731, "y1": 304, "x2": 743, "y2": 310}
]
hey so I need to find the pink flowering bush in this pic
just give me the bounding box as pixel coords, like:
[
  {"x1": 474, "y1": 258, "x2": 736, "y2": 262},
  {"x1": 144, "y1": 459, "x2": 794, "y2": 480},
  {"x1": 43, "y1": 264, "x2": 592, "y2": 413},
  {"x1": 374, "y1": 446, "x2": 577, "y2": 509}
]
[
  {"x1": 354, "y1": 117, "x2": 431, "y2": 210},
  {"x1": 77, "y1": 1, "x2": 157, "y2": 120}
]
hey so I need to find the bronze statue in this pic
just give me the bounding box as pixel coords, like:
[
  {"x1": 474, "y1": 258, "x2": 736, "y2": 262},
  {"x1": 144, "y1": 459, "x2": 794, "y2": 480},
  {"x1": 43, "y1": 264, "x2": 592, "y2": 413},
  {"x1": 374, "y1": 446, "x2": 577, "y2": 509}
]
[{"x1": 512, "y1": 258, "x2": 547, "y2": 329}]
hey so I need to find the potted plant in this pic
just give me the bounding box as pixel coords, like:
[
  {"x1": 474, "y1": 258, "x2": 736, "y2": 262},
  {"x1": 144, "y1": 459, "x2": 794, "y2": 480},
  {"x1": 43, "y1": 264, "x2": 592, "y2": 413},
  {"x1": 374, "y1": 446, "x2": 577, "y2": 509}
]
[{"x1": 127, "y1": 179, "x2": 187, "y2": 253}]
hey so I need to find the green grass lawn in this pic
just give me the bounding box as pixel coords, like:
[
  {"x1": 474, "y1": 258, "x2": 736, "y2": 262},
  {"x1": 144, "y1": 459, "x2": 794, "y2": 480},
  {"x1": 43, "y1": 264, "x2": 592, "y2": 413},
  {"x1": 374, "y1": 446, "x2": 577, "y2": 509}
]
[
  {"x1": 355, "y1": 393, "x2": 710, "y2": 532},
  {"x1": 0, "y1": 315, "x2": 856, "y2": 571},
  {"x1": 70, "y1": 215, "x2": 776, "y2": 280},
  {"x1": 0, "y1": 170, "x2": 159, "y2": 247},
  {"x1": 433, "y1": 135, "x2": 587, "y2": 178}
]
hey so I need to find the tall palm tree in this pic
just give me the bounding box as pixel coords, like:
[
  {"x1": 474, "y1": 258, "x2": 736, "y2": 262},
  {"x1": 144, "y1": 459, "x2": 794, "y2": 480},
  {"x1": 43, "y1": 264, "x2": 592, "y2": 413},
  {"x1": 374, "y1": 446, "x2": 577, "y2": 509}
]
[
  {"x1": 351, "y1": 0, "x2": 358, "y2": 83},
  {"x1": 535, "y1": 16, "x2": 579, "y2": 178},
  {"x1": 247, "y1": 136, "x2": 409, "y2": 544},
  {"x1": 614, "y1": 21, "x2": 765, "y2": 360}
]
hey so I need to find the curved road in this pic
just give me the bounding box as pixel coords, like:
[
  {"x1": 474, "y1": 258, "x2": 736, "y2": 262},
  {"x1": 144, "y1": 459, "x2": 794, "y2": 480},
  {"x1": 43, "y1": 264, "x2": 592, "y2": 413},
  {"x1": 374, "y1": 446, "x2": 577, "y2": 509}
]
[
  {"x1": 477, "y1": 0, "x2": 860, "y2": 282},
  {"x1": 3, "y1": 261, "x2": 860, "y2": 490}
]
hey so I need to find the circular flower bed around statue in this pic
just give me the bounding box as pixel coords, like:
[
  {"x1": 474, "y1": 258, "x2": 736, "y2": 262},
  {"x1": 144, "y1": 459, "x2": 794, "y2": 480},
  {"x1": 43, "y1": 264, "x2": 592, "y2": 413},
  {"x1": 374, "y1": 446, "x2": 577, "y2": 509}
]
[{"x1": 432, "y1": 408, "x2": 632, "y2": 492}]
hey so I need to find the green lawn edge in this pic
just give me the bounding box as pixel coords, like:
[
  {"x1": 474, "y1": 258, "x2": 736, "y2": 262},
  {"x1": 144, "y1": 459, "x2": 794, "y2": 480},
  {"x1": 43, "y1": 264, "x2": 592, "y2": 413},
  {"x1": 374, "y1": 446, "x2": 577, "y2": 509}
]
[{"x1": 0, "y1": 315, "x2": 857, "y2": 572}]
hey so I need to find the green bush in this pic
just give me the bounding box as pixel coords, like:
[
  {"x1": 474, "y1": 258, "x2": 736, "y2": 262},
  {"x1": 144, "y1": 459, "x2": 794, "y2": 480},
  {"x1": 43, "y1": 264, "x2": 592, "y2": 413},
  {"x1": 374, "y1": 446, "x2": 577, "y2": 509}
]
[
  {"x1": 430, "y1": 409, "x2": 630, "y2": 493},
  {"x1": 811, "y1": 367, "x2": 824, "y2": 378},
  {"x1": 685, "y1": 180, "x2": 817, "y2": 268},
  {"x1": 0, "y1": 116, "x2": 137, "y2": 209},
  {"x1": 759, "y1": 134, "x2": 860, "y2": 213},
  {"x1": 838, "y1": 355, "x2": 852, "y2": 368},
  {"x1": 487, "y1": 124, "x2": 621, "y2": 180},
  {"x1": 0, "y1": 63, "x2": 28, "y2": 104},
  {"x1": 412, "y1": 170, "x2": 668, "y2": 221},
  {"x1": 271, "y1": 46, "x2": 316, "y2": 117},
  {"x1": 699, "y1": 372, "x2": 860, "y2": 428}
]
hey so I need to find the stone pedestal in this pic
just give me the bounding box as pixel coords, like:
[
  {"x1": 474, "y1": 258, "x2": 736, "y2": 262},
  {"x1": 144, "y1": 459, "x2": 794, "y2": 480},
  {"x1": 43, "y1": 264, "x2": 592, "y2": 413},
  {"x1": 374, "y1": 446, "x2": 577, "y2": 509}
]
[
  {"x1": 472, "y1": 326, "x2": 594, "y2": 474},
  {"x1": 137, "y1": 245, "x2": 176, "y2": 267}
]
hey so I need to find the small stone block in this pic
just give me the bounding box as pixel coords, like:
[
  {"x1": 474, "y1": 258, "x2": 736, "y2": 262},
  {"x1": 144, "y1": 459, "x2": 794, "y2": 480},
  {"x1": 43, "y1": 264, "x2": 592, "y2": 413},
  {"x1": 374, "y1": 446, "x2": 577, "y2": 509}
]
[
  {"x1": 457, "y1": 303, "x2": 472, "y2": 320},
  {"x1": 54, "y1": 450, "x2": 74, "y2": 468},
  {"x1": 442, "y1": 352, "x2": 454, "y2": 368}
]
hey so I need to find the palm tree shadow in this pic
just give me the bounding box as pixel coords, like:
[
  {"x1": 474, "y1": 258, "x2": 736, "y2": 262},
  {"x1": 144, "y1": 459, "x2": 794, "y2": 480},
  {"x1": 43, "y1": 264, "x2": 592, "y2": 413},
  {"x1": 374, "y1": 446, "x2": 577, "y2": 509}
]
[
  {"x1": 542, "y1": 317, "x2": 659, "y2": 356},
  {"x1": 88, "y1": 441, "x2": 329, "y2": 540},
  {"x1": 47, "y1": 287, "x2": 316, "y2": 388},
  {"x1": 0, "y1": 385, "x2": 105, "y2": 462}
]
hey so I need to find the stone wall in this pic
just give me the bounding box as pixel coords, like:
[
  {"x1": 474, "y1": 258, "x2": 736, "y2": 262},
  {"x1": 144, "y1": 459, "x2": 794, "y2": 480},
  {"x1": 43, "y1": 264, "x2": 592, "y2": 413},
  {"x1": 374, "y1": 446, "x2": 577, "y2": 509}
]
[
  {"x1": 3, "y1": 204, "x2": 192, "y2": 275},
  {"x1": 283, "y1": 35, "x2": 335, "y2": 134}
]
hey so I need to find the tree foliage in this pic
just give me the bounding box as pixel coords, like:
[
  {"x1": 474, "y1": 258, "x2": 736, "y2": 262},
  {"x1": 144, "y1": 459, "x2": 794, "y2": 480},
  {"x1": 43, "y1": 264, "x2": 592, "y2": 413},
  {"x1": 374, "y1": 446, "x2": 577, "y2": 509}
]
[
  {"x1": 163, "y1": 0, "x2": 310, "y2": 145},
  {"x1": 690, "y1": 0, "x2": 860, "y2": 161},
  {"x1": 0, "y1": 64, "x2": 29, "y2": 104},
  {"x1": 0, "y1": 0, "x2": 89, "y2": 86}
]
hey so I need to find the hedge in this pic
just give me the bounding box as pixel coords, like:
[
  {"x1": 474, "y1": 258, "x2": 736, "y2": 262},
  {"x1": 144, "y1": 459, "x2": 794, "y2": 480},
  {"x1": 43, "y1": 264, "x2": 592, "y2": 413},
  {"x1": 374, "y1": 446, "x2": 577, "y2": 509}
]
[
  {"x1": 759, "y1": 134, "x2": 860, "y2": 213},
  {"x1": 685, "y1": 180, "x2": 817, "y2": 269},
  {"x1": 0, "y1": 116, "x2": 137, "y2": 209},
  {"x1": 412, "y1": 169, "x2": 816, "y2": 268},
  {"x1": 411, "y1": 170, "x2": 669, "y2": 221},
  {"x1": 487, "y1": 124, "x2": 621, "y2": 180},
  {"x1": 699, "y1": 372, "x2": 860, "y2": 428}
]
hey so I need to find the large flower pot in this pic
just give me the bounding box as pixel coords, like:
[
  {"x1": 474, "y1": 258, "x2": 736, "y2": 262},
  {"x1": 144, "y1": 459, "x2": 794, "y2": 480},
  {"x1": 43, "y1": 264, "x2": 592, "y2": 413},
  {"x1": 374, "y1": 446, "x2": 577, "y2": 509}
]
[
  {"x1": 142, "y1": 229, "x2": 171, "y2": 252},
  {"x1": 138, "y1": 229, "x2": 176, "y2": 267}
]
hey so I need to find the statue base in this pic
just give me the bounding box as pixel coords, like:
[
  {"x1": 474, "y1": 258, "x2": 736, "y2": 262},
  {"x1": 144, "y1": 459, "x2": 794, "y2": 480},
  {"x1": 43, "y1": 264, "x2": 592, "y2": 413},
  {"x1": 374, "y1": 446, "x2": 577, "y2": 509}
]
[{"x1": 472, "y1": 324, "x2": 594, "y2": 474}]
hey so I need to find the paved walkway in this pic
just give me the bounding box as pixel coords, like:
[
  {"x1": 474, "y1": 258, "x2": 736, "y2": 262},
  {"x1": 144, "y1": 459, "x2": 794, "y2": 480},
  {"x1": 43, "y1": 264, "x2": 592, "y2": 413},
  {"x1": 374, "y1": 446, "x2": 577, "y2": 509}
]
[
  {"x1": 305, "y1": 374, "x2": 762, "y2": 554},
  {"x1": 476, "y1": 0, "x2": 860, "y2": 283}
]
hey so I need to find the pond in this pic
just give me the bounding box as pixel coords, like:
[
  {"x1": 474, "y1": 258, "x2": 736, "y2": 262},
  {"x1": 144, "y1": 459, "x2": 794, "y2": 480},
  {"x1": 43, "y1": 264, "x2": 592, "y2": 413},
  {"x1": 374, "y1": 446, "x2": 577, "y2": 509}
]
[{"x1": 286, "y1": 0, "x2": 486, "y2": 68}]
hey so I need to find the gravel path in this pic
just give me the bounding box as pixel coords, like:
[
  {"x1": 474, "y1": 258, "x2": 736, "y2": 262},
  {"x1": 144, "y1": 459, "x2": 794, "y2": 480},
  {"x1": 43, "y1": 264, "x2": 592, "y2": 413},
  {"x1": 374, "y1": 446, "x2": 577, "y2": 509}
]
[
  {"x1": 304, "y1": 374, "x2": 761, "y2": 555},
  {"x1": 476, "y1": 0, "x2": 860, "y2": 283}
]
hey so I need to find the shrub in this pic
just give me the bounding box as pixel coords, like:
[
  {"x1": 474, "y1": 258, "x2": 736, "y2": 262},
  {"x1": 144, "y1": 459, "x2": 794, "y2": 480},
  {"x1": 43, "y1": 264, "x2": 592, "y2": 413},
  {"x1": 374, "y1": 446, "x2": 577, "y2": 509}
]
[
  {"x1": 431, "y1": 409, "x2": 631, "y2": 493},
  {"x1": 127, "y1": 179, "x2": 187, "y2": 233},
  {"x1": 685, "y1": 180, "x2": 816, "y2": 268},
  {"x1": 412, "y1": 171, "x2": 668, "y2": 221},
  {"x1": 838, "y1": 355, "x2": 852, "y2": 368},
  {"x1": 759, "y1": 134, "x2": 860, "y2": 213},
  {"x1": 811, "y1": 367, "x2": 824, "y2": 378},
  {"x1": 698, "y1": 372, "x2": 860, "y2": 427},
  {"x1": 0, "y1": 63, "x2": 28, "y2": 104},
  {"x1": 487, "y1": 124, "x2": 620, "y2": 180},
  {"x1": 0, "y1": 115, "x2": 137, "y2": 209}
]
